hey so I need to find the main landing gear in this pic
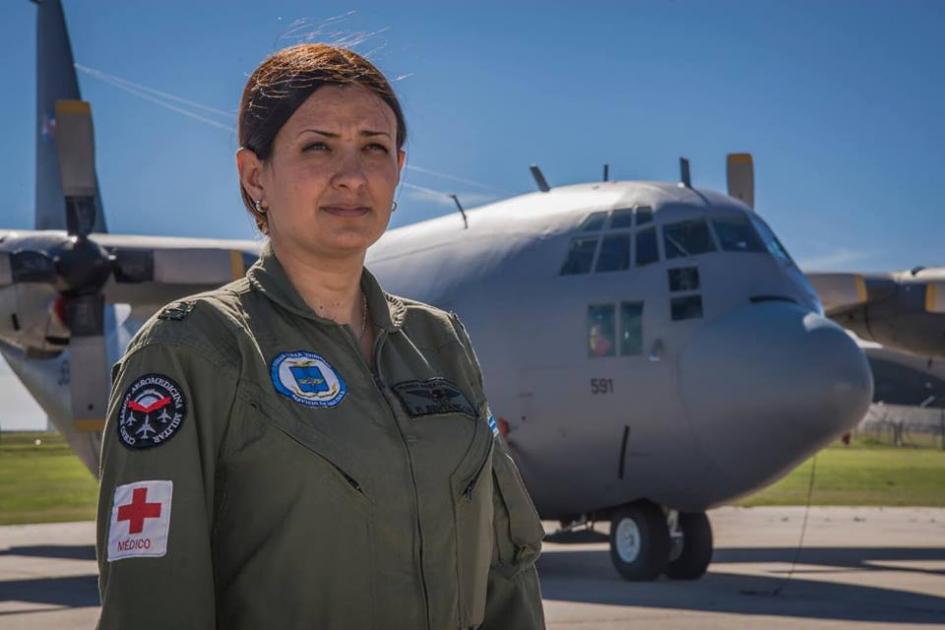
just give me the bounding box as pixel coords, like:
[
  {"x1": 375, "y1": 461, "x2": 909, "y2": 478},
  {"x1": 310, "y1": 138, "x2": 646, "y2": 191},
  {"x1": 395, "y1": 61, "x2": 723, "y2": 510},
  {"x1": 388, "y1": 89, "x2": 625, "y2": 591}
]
[{"x1": 608, "y1": 500, "x2": 713, "y2": 581}]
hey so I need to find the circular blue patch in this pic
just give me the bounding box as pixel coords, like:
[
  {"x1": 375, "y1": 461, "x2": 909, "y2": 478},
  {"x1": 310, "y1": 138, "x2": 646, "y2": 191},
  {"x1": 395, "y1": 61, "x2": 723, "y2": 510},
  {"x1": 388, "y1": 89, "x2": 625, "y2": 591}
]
[{"x1": 270, "y1": 351, "x2": 347, "y2": 408}]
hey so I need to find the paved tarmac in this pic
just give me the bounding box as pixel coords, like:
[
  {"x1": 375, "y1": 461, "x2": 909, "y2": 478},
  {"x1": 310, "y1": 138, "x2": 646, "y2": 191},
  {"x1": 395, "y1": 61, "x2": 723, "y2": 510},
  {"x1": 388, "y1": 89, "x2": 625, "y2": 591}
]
[{"x1": 0, "y1": 506, "x2": 943, "y2": 628}]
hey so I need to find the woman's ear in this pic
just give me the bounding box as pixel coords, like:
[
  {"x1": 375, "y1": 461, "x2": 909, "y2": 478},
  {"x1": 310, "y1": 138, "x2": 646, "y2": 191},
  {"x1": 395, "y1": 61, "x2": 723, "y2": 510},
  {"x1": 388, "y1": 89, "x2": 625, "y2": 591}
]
[
  {"x1": 397, "y1": 148, "x2": 406, "y2": 176},
  {"x1": 236, "y1": 147, "x2": 266, "y2": 203}
]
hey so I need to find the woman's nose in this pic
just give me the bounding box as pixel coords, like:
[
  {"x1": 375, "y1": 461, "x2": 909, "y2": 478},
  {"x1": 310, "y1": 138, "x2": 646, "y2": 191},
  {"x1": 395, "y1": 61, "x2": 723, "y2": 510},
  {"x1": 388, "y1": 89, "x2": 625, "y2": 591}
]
[{"x1": 330, "y1": 149, "x2": 369, "y2": 191}]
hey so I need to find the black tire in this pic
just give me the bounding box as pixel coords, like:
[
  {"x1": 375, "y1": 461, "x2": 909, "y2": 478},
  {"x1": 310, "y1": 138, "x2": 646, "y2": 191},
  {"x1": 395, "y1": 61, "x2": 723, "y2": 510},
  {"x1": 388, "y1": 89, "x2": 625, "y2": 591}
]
[
  {"x1": 663, "y1": 512, "x2": 713, "y2": 580},
  {"x1": 608, "y1": 501, "x2": 670, "y2": 581}
]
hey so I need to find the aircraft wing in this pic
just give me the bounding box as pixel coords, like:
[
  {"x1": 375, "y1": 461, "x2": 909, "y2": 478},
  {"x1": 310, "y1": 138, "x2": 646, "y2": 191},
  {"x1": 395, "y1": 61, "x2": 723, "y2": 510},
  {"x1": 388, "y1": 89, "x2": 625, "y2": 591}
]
[
  {"x1": 806, "y1": 269, "x2": 945, "y2": 316},
  {"x1": 0, "y1": 229, "x2": 262, "y2": 314},
  {"x1": 805, "y1": 269, "x2": 945, "y2": 358},
  {"x1": 93, "y1": 233, "x2": 262, "y2": 309}
]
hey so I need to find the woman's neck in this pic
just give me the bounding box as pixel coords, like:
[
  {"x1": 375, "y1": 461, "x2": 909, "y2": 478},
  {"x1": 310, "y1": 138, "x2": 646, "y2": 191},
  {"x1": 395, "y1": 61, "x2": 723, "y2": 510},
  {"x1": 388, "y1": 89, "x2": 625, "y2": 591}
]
[{"x1": 271, "y1": 240, "x2": 366, "y2": 329}]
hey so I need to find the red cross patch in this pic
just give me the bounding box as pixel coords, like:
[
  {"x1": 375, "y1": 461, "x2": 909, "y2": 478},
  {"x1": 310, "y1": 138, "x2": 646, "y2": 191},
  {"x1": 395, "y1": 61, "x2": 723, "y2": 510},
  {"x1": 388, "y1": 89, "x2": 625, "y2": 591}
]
[{"x1": 107, "y1": 480, "x2": 173, "y2": 561}]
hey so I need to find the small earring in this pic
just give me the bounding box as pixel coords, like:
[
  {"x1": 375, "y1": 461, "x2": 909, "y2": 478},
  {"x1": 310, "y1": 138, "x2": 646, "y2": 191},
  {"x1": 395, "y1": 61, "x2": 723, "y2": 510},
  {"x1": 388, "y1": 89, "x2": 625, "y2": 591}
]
[
  {"x1": 254, "y1": 199, "x2": 266, "y2": 214},
  {"x1": 391, "y1": 201, "x2": 398, "y2": 212}
]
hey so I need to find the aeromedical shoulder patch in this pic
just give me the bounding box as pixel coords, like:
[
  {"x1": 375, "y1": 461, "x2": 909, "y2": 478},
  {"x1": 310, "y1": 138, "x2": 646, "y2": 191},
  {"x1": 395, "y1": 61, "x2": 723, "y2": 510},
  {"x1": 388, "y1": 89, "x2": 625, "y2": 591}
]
[
  {"x1": 117, "y1": 374, "x2": 186, "y2": 449},
  {"x1": 107, "y1": 480, "x2": 173, "y2": 561},
  {"x1": 391, "y1": 378, "x2": 477, "y2": 419},
  {"x1": 157, "y1": 300, "x2": 195, "y2": 321}
]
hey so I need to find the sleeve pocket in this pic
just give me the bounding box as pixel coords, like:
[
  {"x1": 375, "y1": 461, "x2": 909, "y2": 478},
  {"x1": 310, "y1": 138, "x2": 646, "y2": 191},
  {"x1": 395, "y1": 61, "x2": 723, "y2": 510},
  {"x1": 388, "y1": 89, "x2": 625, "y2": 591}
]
[{"x1": 491, "y1": 445, "x2": 544, "y2": 576}]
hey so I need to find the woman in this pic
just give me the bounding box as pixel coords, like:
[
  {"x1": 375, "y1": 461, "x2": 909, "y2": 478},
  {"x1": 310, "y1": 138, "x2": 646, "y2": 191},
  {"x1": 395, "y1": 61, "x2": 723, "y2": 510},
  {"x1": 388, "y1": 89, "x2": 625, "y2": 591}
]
[{"x1": 95, "y1": 43, "x2": 546, "y2": 629}]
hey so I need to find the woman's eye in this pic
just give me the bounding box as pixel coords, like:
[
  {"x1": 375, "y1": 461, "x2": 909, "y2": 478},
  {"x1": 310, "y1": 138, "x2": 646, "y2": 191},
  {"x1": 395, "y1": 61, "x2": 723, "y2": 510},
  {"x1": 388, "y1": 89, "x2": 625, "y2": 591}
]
[
  {"x1": 365, "y1": 143, "x2": 390, "y2": 154},
  {"x1": 303, "y1": 142, "x2": 329, "y2": 152}
]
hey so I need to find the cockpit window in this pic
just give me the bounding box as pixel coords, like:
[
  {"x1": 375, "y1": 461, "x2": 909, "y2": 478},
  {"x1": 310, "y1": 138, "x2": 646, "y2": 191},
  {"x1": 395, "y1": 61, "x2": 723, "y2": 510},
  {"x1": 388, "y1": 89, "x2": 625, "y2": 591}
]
[
  {"x1": 712, "y1": 215, "x2": 765, "y2": 252},
  {"x1": 579, "y1": 212, "x2": 608, "y2": 232},
  {"x1": 620, "y1": 302, "x2": 643, "y2": 355},
  {"x1": 560, "y1": 236, "x2": 599, "y2": 275},
  {"x1": 663, "y1": 219, "x2": 716, "y2": 259},
  {"x1": 595, "y1": 234, "x2": 631, "y2": 272},
  {"x1": 636, "y1": 206, "x2": 654, "y2": 225},
  {"x1": 750, "y1": 216, "x2": 795, "y2": 265},
  {"x1": 636, "y1": 227, "x2": 659, "y2": 266},
  {"x1": 587, "y1": 304, "x2": 616, "y2": 357},
  {"x1": 609, "y1": 208, "x2": 634, "y2": 229}
]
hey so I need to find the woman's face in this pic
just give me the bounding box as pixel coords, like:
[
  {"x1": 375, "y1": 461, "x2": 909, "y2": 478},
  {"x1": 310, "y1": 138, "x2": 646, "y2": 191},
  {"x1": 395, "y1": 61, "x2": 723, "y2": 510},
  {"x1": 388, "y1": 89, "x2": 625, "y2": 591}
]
[{"x1": 250, "y1": 84, "x2": 405, "y2": 261}]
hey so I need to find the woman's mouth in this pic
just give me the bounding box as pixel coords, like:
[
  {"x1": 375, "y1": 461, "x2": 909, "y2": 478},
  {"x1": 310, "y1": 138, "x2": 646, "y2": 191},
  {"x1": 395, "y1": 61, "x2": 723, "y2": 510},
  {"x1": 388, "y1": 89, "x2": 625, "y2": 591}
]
[{"x1": 321, "y1": 205, "x2": 371, "y2": 217}]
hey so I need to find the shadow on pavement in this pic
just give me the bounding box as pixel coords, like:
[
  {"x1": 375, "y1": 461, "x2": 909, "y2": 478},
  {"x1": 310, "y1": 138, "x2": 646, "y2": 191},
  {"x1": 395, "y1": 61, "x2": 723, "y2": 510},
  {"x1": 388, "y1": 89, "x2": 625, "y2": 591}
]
[
  {"x1": 0, "y1": 574, "x2": 99, "y2": 610},
  {"x1": 0, "y1": 545, "x2": 95, "y2": 561},
  {"x1": 538, "y1": 547, "x2": 945, "y2": 624}
]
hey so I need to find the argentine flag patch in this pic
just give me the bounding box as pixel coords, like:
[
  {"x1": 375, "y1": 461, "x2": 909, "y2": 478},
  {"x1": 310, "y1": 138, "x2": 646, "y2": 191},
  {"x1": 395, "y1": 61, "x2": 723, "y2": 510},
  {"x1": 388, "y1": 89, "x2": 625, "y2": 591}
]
[{"x1": 487, "y1": 412, "x2": 500, "y2": 437}]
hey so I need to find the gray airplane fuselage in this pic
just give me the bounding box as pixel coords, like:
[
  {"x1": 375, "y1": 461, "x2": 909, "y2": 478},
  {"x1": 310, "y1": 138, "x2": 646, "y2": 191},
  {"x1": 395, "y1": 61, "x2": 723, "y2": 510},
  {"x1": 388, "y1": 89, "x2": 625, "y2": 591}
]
[{"x1": 368, "y1": 181, "x2": 872, "y2": 517}]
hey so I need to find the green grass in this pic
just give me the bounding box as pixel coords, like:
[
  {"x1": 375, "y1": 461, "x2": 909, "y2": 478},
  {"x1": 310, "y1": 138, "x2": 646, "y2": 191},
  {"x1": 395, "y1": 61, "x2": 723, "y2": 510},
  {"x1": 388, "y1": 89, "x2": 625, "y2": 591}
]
[
  {"x1": 737, "y1": 438, "x2": 945, "y2": 507},
  {"x1": 1, "y1": 432, "x2": 943, "y2": 525},
  {"x1": 0, "y1": 431, "x2": 99, "y2": 525}
]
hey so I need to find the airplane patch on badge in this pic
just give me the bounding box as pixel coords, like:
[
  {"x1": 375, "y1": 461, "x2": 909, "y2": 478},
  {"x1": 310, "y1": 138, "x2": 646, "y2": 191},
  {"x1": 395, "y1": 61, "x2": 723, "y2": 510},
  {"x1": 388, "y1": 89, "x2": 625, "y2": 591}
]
[
  {"x1": 107, "y1": 480, "x2": 173, "y2": 561},
  {"x1": 117, "y1": 374, "x2": 186, "y2": 450},
  {"x1": 391, "y1": 378, "x2": 477, "y2": 419}
]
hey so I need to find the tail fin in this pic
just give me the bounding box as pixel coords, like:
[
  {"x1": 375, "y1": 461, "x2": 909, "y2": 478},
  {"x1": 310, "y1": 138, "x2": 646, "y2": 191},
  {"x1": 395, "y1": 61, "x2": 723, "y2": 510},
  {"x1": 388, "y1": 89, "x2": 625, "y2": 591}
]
[{"x1": 34, "y1": 0, "x2": 108, "y2": 233}]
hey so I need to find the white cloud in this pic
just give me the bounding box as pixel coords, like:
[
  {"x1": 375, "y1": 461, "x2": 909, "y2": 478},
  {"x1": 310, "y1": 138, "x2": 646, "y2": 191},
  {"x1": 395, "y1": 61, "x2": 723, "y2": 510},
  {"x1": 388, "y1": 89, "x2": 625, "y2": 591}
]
[
  {"x1": 798, "y1": 247, "x2": 870, "y2": 271},
  {"x1": 400, "y1": 183, "x2": 498, "y2": 208}
]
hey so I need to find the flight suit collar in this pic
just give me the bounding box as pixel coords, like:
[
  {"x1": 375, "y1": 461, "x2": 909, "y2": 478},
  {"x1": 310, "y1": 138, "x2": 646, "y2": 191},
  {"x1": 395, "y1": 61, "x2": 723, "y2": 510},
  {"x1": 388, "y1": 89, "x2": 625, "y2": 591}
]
[{"x1": 246, "y1": 240, "x2": 405, "y2": 331}]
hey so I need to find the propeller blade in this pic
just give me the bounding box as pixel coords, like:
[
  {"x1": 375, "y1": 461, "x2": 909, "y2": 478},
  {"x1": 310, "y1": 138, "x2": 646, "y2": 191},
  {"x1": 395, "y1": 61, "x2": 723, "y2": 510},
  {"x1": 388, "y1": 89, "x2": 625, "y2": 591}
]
[
  {"x1": 54, "y1": 100, "x2": 97, "y2": 238},
  {"x1": 726, "y1": 153, "x2": 754, "y2": 209},
  {"x1": 63, "y1": 293, "x2": 108, "y2": 432}
]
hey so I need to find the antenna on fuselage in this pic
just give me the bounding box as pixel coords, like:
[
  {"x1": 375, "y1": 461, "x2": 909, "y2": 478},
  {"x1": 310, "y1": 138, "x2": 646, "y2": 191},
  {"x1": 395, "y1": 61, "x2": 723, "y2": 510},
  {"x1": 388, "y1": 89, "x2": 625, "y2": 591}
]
[
  {"x1": 529, "y1": 164, "x2": 550, "y2": 193},
  {"x1": 726, "y1": 152, "x2": 755, "y2": 209},
  {"x1": 603, "y1": 164, "x2": 609, "y2": 182},
  {"x1": 679, "y1": 157, "x2": 692, "y2": 188},
  {"x1": 449, "y1": 194, "x2": 468, "y2": 229}
]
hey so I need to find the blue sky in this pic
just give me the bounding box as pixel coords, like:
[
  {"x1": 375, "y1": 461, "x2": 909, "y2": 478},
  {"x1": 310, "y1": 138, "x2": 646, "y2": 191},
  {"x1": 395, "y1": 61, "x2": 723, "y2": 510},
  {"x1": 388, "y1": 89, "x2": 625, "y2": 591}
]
[
  {"x1": 3, "y1": 0, "x2": 944, "y2": 274},
  {"x1": 1, "y1": 0, "x2": 943, "y2": 428}
]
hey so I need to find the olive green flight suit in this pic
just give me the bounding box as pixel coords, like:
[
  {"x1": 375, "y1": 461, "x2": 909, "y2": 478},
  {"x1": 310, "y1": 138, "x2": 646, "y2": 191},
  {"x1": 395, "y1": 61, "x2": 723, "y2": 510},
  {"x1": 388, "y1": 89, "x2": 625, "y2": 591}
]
[{"x1": 96, "y1": 241, "x2": 545, "y2": 630}]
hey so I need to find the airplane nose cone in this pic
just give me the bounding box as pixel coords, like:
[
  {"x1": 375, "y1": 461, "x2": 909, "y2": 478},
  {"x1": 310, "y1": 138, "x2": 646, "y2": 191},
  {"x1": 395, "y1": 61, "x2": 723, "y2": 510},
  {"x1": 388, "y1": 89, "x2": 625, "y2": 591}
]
[{"x1": 678, "y1": 302, "x2": 873, "y2": 504}]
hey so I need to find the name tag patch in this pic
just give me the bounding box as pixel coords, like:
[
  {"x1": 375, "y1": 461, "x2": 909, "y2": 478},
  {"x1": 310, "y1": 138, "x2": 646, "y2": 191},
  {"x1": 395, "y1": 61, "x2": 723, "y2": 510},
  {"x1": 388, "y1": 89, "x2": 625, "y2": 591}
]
[
  {"x1": 391, "y1": 378, "x2": 476, "y2": 419},
  {"x1": 107, "y1": 480, "x2": 173, "y2": 561}
]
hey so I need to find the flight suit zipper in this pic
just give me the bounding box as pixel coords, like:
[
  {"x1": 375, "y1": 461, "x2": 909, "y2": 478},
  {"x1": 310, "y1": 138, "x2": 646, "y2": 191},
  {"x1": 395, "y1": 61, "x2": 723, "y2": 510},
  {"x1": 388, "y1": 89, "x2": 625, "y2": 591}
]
[
  {"x1": 343, "y1": 325, "x2": 432, "y2": 630},
  {"x1": 462, "y1": 441, "x2": 492, "y2": 501}
]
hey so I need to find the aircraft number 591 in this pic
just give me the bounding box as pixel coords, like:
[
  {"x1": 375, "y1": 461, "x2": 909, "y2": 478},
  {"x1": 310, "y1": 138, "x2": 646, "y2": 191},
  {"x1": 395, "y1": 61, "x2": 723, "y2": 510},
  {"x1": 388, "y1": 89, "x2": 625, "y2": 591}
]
[{"x1": 591, "y1": 378, "x2": 614, "y2": 394}]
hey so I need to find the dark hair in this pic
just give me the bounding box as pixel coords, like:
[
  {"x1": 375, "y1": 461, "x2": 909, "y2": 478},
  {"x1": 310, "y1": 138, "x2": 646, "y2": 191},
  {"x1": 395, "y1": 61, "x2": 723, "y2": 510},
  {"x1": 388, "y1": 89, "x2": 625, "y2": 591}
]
[{"x1": 237, "y1": 43, "x2": 408, "y2": 233}]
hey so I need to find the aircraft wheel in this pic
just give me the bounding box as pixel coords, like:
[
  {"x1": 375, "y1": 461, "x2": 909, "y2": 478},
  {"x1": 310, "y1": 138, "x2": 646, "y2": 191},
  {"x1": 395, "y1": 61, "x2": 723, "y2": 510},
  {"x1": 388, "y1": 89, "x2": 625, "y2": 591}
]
[
  {"x1": 608, "y1": 501, "x2": 670, "y2": 581},
  {"x1": 663, "y1": 512, "x2": 713, "y2": 580}
]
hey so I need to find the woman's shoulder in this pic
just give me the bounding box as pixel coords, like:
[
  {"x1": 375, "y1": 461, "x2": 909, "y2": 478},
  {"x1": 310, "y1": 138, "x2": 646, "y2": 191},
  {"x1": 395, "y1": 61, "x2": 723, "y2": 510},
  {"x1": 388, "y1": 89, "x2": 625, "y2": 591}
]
[
  {"x1": 124, "y1": 279, "x2": 253, "y2": 364},
  {"x1": 392, "y1": 294, "x2": 472, "y2": 348}
]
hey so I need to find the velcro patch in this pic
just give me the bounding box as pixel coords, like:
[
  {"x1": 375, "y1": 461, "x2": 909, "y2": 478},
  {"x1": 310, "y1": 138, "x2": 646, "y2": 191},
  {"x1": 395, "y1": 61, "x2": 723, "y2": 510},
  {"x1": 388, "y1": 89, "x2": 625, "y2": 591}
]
[
  {"x1": 157, "y1": 301, "x2": 195, "y2": 321},
  {"x1": 391, "y1": 378, "x2": 476, "y2": 419},
  {"x1": 117, "y1": 374, "x2": 186, "y2": 449},
  {"x1": 107, "y1": 480, "x2": 173, "y2": 561}
]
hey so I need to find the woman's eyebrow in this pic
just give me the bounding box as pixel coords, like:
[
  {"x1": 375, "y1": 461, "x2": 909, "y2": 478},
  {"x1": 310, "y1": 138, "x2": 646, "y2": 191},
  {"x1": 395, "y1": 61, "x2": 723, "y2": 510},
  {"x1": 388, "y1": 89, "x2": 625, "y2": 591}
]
[{"x1": 297, "y1": 128, "x2": 391, "y2": 138}]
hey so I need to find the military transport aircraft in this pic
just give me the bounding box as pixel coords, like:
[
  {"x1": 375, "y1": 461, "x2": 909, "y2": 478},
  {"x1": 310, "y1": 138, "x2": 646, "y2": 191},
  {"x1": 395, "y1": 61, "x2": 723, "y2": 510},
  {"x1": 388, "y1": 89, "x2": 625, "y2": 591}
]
[{"x1": 2, "y1": 0, "x2": 873, "y2": 582}]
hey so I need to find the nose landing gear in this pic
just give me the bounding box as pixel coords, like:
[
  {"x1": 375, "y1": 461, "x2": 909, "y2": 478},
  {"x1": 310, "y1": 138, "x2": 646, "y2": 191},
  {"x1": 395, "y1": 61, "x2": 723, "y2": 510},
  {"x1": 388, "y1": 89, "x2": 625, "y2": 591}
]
[{"x1": 608, "y1": 500, "x2": 713, "y2": 581}]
